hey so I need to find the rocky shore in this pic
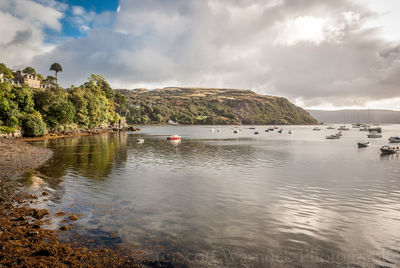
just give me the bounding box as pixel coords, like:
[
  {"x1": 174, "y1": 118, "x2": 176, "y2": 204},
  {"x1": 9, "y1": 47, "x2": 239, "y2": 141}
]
[{"x1": 0, "y1": 138, "x2": 153, "y2": 267}]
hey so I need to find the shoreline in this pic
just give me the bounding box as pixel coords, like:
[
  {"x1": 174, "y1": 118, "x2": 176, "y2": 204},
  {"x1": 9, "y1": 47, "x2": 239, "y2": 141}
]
[{"x1": 0, "y1": 137, "x2": 156, "y2": 267}]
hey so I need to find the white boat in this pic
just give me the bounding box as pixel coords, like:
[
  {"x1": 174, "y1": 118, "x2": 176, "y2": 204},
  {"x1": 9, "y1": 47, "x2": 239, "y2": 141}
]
[
  {"x1": 357, "y1": 142, "x2": 370, "y2": 148},
  {"x1": 313, "y1": 127, "x2": 321, "y2": 131},
  {"x1": 288, "y1": 130, "x2": 293, "y2": 134},
  {"x1": 210, "y1": 128, "x2": 215, "y2": 132},
  {"x1": 389, "y1": 136, "x2": 400, "y2": 143},
  {"x1": 380, "y1": 145, "x2": 400, "y2": 154},
  {"x1": 338, "y1": 125, "x2": 350, "y2": 131},
  {"x1": 136, "y1": 138, "x2": 144, "y2": 144},
  {"x1": 337, "y1": 131, "x2": 343, "y2": 136},
  {"x1": 367, "y1": 131, "x2": 382, "y2": 138},
  {"x1": 352, "y1": 123, "x2": 362, "y2": 128},
  {"x1": 168, "y1": 120, "x2": 179, "y2": 125},
  {"x1": 359, "y1": 126, "x2": 369, "y2": 131},
  {"x1": 327, "y1": 125, "x2": 335, "y2": 130}
]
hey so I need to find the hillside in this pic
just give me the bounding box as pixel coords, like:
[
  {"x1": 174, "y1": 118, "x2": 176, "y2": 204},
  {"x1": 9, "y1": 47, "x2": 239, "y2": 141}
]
[
  {"x1": 118, "y1": 87, "x2": 317, "y2": 125},
  {"x1": 308, "y1": 109, "x2": 400, "y2": 124}
]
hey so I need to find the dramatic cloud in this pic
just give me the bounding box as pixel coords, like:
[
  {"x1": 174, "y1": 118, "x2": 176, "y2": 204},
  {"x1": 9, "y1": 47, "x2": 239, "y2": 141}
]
[{"x1": 2, "y1": 0, "x2": 400, "y2": 108}]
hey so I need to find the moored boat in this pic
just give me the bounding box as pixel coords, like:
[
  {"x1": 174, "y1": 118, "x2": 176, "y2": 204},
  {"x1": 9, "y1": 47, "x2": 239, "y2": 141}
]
[
  {"x1": 254, "y1": 131, "x2": 259, "y2": 135},
  {"x1": 167, "y1": 135, "x2": 181, "y2": 141},
  {"x1": 367, "y1": 131, "x2": 382, "y2": 138},
  {"x1": 313, "y1": 127, "x2": 321, "y2": 131},
  {"x1": 326, "y1": 134, "x2": 340, "y2": 139},
  {"x1": 136, "y1": 138, "x2": 144, "y2": 144},
  {"x1": 288, "y1": 130, "x2": 293, "y2": 134},
  {"x1": 369, "y1": 127, "x2": 382, "y2": 133},
  {"x1": 380, "y1": 145, "x2": 400, "y2": 154},
  {"x1": 338, "y1": 125, "x2": 350, "y2": 131},
  {"x1": 357, "y1": 142, "x2": 370, "y2": 148},
  {"x1": 278, "y1": 129, "x2": 283, "y2": 133},
  {"x1": 388, "y1": 136, "x2": 400, "y2": 143}
]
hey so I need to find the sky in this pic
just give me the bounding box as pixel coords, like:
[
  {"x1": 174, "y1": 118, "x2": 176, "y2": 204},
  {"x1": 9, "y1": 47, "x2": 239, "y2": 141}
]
[{"x1": 0, "y1": 0, "x2": 399, "y2": 110}]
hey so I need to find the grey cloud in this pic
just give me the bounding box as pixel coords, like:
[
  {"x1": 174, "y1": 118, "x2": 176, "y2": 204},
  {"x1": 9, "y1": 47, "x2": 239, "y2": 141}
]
[
  {"x1": 32, "y1": 0, "x2": 400, "y2": 108},
  {"x1": 7, "y1": 30, "x2": 33, "y2": 46}
]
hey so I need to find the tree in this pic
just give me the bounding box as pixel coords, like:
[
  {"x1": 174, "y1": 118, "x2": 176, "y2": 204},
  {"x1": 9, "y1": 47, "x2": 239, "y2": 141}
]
[
  {"x1": 0, "y1": 63, "x2": 13, "y2": 80},
  {"x1": 23, "y1": 66, "x2": 36, "y2": 74},
  {"x1": 49, "y1": 63, "x2": 62, "y2": 84}
]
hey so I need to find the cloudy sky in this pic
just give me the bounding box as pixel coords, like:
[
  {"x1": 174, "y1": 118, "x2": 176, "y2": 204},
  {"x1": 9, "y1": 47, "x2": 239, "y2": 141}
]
[{"x1": 1, "y1": 0, "x2": 399, "y2": 110}]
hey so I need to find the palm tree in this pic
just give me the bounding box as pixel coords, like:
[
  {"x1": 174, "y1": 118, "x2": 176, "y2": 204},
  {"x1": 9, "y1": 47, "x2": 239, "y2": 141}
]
[{"x1": 49, "y1": 63, "x2": 62, "y2": 84}]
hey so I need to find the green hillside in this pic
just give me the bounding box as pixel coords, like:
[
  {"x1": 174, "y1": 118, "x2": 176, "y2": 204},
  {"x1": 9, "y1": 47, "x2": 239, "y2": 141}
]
[{"x1": 118, "y1": 87, "x2": 318, "y2": 125}]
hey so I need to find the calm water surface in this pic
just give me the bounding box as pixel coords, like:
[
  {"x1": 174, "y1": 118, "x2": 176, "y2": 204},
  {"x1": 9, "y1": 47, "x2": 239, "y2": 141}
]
[{"x1": 18, "y1": 125, "x2": 400, "y2": 267}]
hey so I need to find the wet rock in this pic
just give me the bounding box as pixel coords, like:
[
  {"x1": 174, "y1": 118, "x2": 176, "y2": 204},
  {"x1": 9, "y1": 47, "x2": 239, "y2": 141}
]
[
  {"x1": 26, "y1": 231, "x2": 39, "y2": 237},
  {"x1": 60, "y1": 225, "x2": 73, "y2": 231},
  {"x1": 68, "y1": 214, "x2": 79, "y2": 221},
  {"x1": 32, "y1": 224, "x2": 40, "y2": 229}
]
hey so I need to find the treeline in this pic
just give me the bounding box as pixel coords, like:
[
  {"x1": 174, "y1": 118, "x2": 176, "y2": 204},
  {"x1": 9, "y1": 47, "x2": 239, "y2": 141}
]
[{"x1": 0, "y1": 63, "x2": 127, "y2": 137}]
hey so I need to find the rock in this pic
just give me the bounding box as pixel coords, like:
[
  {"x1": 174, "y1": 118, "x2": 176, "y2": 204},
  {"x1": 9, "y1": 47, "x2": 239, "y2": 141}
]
[
  {"x1": 34, "y1": 249, "x2": 53, "y2": 256},
  {"x1": 60, "y1": 225, "x2": 73, "y2": 231},
  {"x1": 68, "y1": 214, "x2": 79, "y2": 221},
  {"x1": 26, "y1": 231, "x2": 39, "y2": 237}
]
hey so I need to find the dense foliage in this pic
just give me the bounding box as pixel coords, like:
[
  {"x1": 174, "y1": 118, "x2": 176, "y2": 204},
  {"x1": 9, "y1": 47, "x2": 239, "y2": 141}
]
[
  {"x1": 0, "y1": 63, "x2": 126, "y2": 136},
  {"x1": 118, "y1": 87, "x2": 318, "y2": 125}
]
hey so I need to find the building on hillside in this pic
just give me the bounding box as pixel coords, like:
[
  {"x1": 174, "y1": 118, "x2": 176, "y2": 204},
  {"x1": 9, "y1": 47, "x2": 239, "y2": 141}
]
[{"x1": 12, "y1": 70, "x2": 42, "y2": 89}]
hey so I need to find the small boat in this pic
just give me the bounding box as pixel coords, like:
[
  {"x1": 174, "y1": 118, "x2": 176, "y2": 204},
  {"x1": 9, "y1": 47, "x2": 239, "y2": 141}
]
[
  {"x1": 168, "y1": 120, "x2": 179, "y2": 125},
  {"x1": 369, "y1": 127, "x2": 382, "y2": 133},
  {"x1": 380, "y1": 145, "x2": 400, "y2": 154},
  {"x1": 352, "y1": 123, "x2": 362, "y2": 128},
  {"x1": 327, "y1": 125, "x2": 335, "y2": 130},
  {"x1": 268, "y1": 128, "x2": 274, "y2": 131},
  {"x1": 210, "y1": 128, "x2": 215, "y2": 132},
  {"x1": 359, "y1": 126, "x2": 369, "y2": 131},
  {"x1": 265, "y1": 129, "x2": 269, "y2": 132},
  {"x1": 274, "y1": 126, "x2": 279, "y2": 129},
  {"x1": 167, "y1": 135, "x2": 181, "y2": 141},
  {"x1": 254, "y1": 131, "x2": 259, "y2": 135},
  {"x1": 288, "y1": 130, "x2": 293, "y2": 134},
  {"x1": 216, "y1": 129, "x2": 221, "y2": 133},
  {"x1": 313, "y1": 127, "x2": 321, "y2": 131},
  {"x1": 136, "y1": 138, "x2": 144, "y2": 144},
  {"x1": 357, "y1": 142, "x2": 370, "y2": 148},
  {"x1": 278, "y1": 129, "x2": 283, "y2": 134},
  {"x1": 249, "y1": 127, "x2": 256, "y2": 130},
  {"x1": 338, "y1": 125, "x2": 350, "y2": 131},
  {"x1": 389, "y1": 136, "x2": 400, "y2": 143},
  {"x1": 326, "y1": 134, "x2": 340, "y2": 139},
  {"x1": 234, "y1": 130, "x2": 239, "y2": 134},
  {"x1": 367, "y1": 131, "x2": 382, "y2": 138}
]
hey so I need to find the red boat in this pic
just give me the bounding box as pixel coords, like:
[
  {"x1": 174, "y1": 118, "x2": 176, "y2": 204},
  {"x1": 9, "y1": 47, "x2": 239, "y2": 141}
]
[{"x1": 167, "y1": 135, "x2": 181, "y2": 141}]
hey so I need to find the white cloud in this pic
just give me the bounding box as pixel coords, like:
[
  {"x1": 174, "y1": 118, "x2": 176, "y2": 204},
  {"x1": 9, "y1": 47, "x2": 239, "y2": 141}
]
[
  {"x1": 0, "y1": 0, "x2": 63, "y2": 67},
  {"x1": 1, "y1": 0, "x2": 399, "y2": 109}
]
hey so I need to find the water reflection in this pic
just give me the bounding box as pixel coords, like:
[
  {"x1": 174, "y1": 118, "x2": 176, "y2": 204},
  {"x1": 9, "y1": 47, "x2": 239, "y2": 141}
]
[{"x1": 18, "y1": 126, "x2": 400, "y2": 267}]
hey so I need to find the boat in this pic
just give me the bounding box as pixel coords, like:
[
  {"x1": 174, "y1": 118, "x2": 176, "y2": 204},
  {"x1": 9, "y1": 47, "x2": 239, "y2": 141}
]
[
  {"x1": 337, "y1": 131, "x2": 342, "y2": 136},
  {"x1": 352, "y1": 123, "x2": 362, "y2": 128},
  {"x1": 265, "y1": 129, "x2": 269, "y2": 132},
  {"x1": 274, "y1": 126, "x2": 279, "y2": 129},
  {"x1": 168, "y1": 120, "x2": 179, "y2": 125},
  {"x1": 327, "y1": 125, "x2": 335, "y2": 130},
  {"x1": 357, "y1": 142, "x2": 370, "y2": 148},
  {"x1": 136, "y1": 138, "x2": 144, "y2": 144},
  {"x1": 380, "y1": 145, "x2": 400, "y2": 154},
  {"x1": 234, "y1": 130, "x2": 239, "y2": 134},
  {"x1": 326, "y1": 134, "x2": 340, "y2": 139},
  {"x1": 389, "y1": 136, "x2": 400, "y2": 143},
  {"x1": 268, "y1": 128, "x2": 274, "y2": 131},
  {"x1": 359, "y1": 126, "x2": 369, "y2": 131},
  {"x1": 367, "y1": 131, "x2": 382, "y2": 138},
  {"x1": 313, "y1": 127, "x2": 321, "y2": 131},
  {"x1": 288, "y1": 130, "x2": 293, "y2": 134},
  {"x1": 254, "y1": 131, "x2": 259, "y2": 135},
  {"x1": 210, "y1": 128, "x2": 215, "y2": 132},
  {"x1": 278, "y1": 129, "x2": 283, "y2": 134},
  {"x1": 369, "y1": 127, "x2": 382, "y2": 133},
  {"x1": 338, "y1": 125, "x2": 350, "y2": 131},
  {"x1": 249, "y1": 127, "x2": 256, "y2": 130},
  {"x1": 167, "y1": 135, "x2": 181, "y2": 141}
]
